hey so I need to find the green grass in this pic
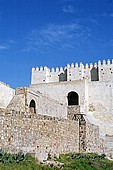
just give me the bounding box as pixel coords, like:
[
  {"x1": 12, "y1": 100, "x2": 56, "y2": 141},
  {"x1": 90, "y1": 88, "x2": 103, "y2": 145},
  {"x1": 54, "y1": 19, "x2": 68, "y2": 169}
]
[
  {"x1": 0, "y1": 155, "x2": 56, "y2": 170},
  {"x1": 56, "y1": 153, "x2": 113, "y2": 170},
  {"x1": 0, "y1": 153, "x2": 113, "y2": 170}
]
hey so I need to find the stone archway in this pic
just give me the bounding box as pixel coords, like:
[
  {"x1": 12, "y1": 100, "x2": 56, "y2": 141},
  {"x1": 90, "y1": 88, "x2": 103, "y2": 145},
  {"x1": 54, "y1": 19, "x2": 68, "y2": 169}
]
[
  {"x1": 68, "y1": 91, "x2": 79, "y2": 106},
  {"x1": 29, "y1": 99, "x2": 36, "y2": 113}
]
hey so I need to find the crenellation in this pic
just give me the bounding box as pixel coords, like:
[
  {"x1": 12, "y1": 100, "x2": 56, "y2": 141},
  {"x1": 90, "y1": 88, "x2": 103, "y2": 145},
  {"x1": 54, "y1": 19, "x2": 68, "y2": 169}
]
[
  {"x1": 94, "y1": 62, "x2": 97, "y2": 68},
  {"x1": 98, "y1": 60, "x2": 101, "y2": 66},
  {"x1": 32, "y1": 67, "x2": 35, "y2": 72},
  {"x1": 51, "y1": 68, "x2": 55, "y2": 72},
  {"x1": 71, "y1": 63, "x2": 74, "y2": 68},
  {"x1": 90, "y1": 63, "x2": 93, "y2": 69},
  {"x1": 85, "y1": 63, "x2": 89, "y2": 68},
  {"x1": 67, "y1": 63, "x2": 70, "y2": 68},
  {"x1": 107, "y1": 59, "x2": 110, "y2": 65},
  {"x1": 103, "y1": 59, "x2": 106, "y2": 65},
  {"x1": 56, "y1": 67, "x2": 59, "y2": 72},
  {"x1": 40, "y1": 66, "x2": 43, "y2": 71},
  {"x1": 44, "y1": 66, "x2": 47, "y2": 70},
  {"x1": 80, "y1": 62, "x2": 83, "y2": 67},
  {"x1": 36, "y1": 67, "x2": 39, "y2": 71},
  {"x1": 75, "y1": 62, "x2": 78, "y2": 67},
  {"x1": 31, "y1": 59, "x2": 113, "y2": 83},
  {"x1": 60, "y1": 67, "x2": 63, "y2": 72}
]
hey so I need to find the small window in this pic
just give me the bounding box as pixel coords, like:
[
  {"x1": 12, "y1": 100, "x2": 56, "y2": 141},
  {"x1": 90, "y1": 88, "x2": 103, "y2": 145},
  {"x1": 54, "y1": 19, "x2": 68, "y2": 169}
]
[
  {"x1": 91, "y1": 67, "x2": 99, "y2": 81},
  {"x1": 59, "y1": 69, "x2": 67, "y2": 82}
]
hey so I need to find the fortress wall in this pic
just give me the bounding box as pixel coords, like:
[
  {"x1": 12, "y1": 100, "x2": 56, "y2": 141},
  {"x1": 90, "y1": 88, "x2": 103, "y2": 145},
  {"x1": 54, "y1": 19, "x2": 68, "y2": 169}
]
[
  {"x1": 31, "y1": 63, "x2": 91, "y2": 84},
  {"x1": 49, "y1": 71, "x2": 59, "y2": 82},
  {"x1": 38, "y1": 94, "x2": 67, "y2": 119},
  {"x1": 27, "y1": 90, "x2": 67, "y2": 119},
  {"x1": 105, "y1": 135, "x2": 113, "y2": 158},
  {"x1": 30, "y1": 80, "x2": 86, "y2": 111},
  {"x1": 67, "y1": 63, "x2": 89, "y2": 81},
  {"x1": 0, "y1": 114, "x2": 79, "y2": 161},
  {"x1": 32, "y1": 66, "x2": 67, "y2": 84},
  {"x1": 98, "y1": 59, "x2": 113, "y2": 81},
  {"x1": 0, "y1": 82, "x2": 15, "y2": 109},
  {"x1": 31, "y1": 67, "x2": 50, "y2": 84},
  {"x1": 86, "y1": 122, "x2": 101, "y2": 153},
  {"x1": 87, "y1": 81, "x2": 113, "y2": 136},
  {"x1": 31, "y1": 59, "x2": 113, "y2": 84},
  {"x1": 7, "y1": 94, "x2": 26, "y2": 112},
  {"x1": 88, "y1": 81, "x2": 112, "y2": 113},
  {"x1": 7, "y1": 88, "x2": 67, "y2": 119},
  {"x1": 49, "y1": 67, "x2": 66, "y2": 82}
]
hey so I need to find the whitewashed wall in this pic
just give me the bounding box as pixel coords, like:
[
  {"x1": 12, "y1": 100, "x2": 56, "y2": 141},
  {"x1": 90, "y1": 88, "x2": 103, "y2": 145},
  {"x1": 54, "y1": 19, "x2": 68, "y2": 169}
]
[
  {"x1": 30, "y1": 80, "x2": 87, "y2": 114},
  {"x1": 0, "y1": 82, "x2": 15, "y2": 108}
]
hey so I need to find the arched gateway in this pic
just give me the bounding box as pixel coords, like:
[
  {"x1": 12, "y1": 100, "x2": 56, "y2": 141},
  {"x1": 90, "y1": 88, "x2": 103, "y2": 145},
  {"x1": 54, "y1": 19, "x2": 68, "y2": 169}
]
[
  {"x1": 68, "y1": 91, "x2": 79, "y2": 106},
  {"x1": 29, "y1": 99, "x2": 36, "y2": 113}
]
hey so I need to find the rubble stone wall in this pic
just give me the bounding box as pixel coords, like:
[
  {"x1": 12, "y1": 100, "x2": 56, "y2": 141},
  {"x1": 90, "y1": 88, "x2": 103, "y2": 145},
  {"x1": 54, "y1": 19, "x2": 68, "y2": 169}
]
[
  {"x1": 105, "y1": 135, "x2": 113, "y2": 158},
  {"x1": 86, "y1": 122, "x2": 101, "y2": 153},
  {"x1": 0, "y1": 113, "x2": 79, "y2": 161}
]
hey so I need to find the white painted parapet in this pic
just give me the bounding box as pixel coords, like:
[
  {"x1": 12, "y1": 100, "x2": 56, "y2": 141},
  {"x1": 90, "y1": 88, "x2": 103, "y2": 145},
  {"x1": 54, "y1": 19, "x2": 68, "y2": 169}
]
[
  {"x1": 98, "y1": 59, "x2": 113, "y2": 81},
  {"x1": 31, "y1": 59, "x2": 113, "y2": 84},
  {"x1": 31, "y1": 66, "x2": 50, "y2": 84}
]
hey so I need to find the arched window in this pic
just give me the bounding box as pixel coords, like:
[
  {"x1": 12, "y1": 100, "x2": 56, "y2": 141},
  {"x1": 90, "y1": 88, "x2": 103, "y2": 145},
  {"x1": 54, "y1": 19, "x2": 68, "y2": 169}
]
[
  {"x1": 91, "y1": 67, "x2": 99, "y2": 81},
  {"x1": 59, "y1": 69, "x2": 67, "y2": 82},
  {"x1": 68, "y1": 91, "x2": 79, "y2": 106},
  {"x1": 29, "y1": 99, "x2": 36, "y2": 113}
]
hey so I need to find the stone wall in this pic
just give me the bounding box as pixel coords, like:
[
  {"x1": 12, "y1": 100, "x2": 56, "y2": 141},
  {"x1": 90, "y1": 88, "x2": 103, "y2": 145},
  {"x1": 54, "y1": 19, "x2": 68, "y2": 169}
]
[
  {"x1": 87, "y1": 81, "x2": 113, "y2": 136},
  {"x1": 67, "y1": 106, "x2": 80, "y2": 120},
  {"x1": 30, "y1": 80, "x2": 87, "y2": 113},
  {"x1": 88, "y1": 81, "x2": 113, "y2": 113},
  {"x1": 7, "y1": 88, "x2": 67, "y2": 119},
  {"x1": 7, "y1": 94, "x2": 26, "y2": 112},
  {"x1": 27, "y1": 90, "x2": 67, "y2": 119},
  {"x1": 0, "y1": 113, "x2": 79, "y2": 161},
  {"x1": 0, "y1": 82, "x2": 15, "y2": 108},
  {"x1": 98, "y1": 60, "x2": 113, "y2": 81},
  {"x1": 105, "y1": 135, "x2": 113, "y2": 158},
  {"x1": 86, "y1": 122, "x2": 101, "y2": 153},
  {"x1": 31, "y1": 59, "x2": 113, "y2": 84}
]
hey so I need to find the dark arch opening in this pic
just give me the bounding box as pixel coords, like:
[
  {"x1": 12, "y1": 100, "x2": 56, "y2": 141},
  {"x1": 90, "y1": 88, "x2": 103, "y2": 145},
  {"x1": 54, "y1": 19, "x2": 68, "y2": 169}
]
[
  {"x1": 68, "y1": 91, "x2": 79, "y2": 106},
  {"x1": 91, "y1": 67, "x2": 99, "y2": 81},
  {"x1": 29, "y1": 99, "x2": 36, "y2": 113}
]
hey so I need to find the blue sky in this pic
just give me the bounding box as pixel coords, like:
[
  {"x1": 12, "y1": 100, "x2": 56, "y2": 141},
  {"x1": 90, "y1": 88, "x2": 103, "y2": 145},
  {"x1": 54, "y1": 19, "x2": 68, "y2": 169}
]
[{"x1": 0, "y1": 0, "x2": 113, "y2": 88}]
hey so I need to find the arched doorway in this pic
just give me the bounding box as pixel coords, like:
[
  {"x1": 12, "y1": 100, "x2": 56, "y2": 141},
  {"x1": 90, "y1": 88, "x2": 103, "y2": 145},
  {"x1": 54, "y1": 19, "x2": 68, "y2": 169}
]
[
  {"x1": 68, "y1": 91, "x2": 79, "y2": 106},
  {"x1": 29, "y1": 99, "x2": 36, "y2": 113}
]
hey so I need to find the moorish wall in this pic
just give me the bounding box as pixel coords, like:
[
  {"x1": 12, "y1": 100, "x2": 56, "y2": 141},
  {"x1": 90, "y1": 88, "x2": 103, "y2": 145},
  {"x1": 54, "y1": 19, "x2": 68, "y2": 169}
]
[
  {"x1": 30, "y1": 80, "x2": 87, "y2": 114},
  {"x1": 0, "y1": 82, "x2": 15, "y2": 109},
  {"x1": 0, "y1": 112, "x2": 79, "y2": 161},
  {"x1": 7, "y1": 87, "x2": 67, "y2": 119},
  {"x1": 87, "y1": 81, "x2": 113, "y2": 136},
  {"x1": 31, "y1": 59, "x2": 113, "y2": 84}
]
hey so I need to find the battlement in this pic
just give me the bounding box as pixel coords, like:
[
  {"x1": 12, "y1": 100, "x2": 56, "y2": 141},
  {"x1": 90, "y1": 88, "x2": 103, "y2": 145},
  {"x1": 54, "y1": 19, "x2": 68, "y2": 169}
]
[
  {"x1": 32, "y1": 59, "x2": 113, "y2": 72},
  {"x1": 31, "y1": 59, "x2": 113, "y2": 84}
]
